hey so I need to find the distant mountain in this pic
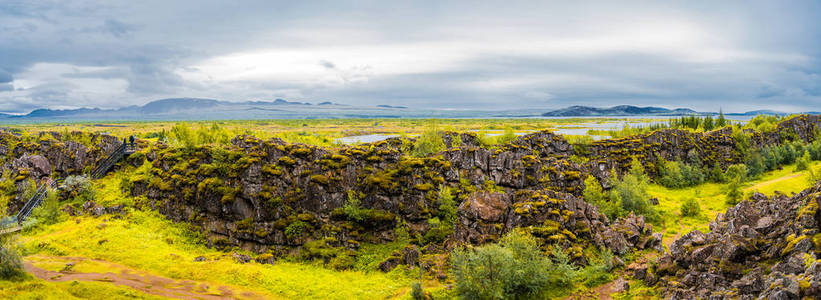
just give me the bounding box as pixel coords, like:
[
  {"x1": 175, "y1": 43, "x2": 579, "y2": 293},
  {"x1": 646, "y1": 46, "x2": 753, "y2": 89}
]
[
  {"x1": 377, "y1": 104, "x2": 407, "y2": 109},
  {"x1": 271, "y1": 99, "x2": 311, "y2": 105},
  {"x1": 542, "y1": 105, "x2": 698, "y2": 117},
  {"x1": 137, "y1": 98, "x2": 220, "y2": 114},
  {"x1": 23, "y1": 108, "x2": 105, "y2": 118},
  {"x1": 725, "y1": 110, "x2": 787, "y2": 116}
]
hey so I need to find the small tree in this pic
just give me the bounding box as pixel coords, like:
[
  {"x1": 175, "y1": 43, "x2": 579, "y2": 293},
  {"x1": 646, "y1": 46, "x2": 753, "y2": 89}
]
[
  {"x1": 725, "y1": 172, "x2": 744, "y2": 206},
  {"x1": 795, "y1": 151, "x2": 811, "y2": 172},
  {"x1": 725, "y1": 164, "x2": 748, "y2": 184},
  {"x1": 680, "y1": 197, "x2": 701, "y2": 217}
]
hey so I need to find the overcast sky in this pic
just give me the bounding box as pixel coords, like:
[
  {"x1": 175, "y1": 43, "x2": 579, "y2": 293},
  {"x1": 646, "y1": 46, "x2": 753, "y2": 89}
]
[{"x1": 0, "y1": 1, "x2": 819, "y2": 113}]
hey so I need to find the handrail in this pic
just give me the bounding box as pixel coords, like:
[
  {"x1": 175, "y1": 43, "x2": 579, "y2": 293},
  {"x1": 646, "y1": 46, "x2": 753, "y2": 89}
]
[
  {"x1": 15, "y1": 182, "x2": 51, "y2": 223},
  {"x1": 91, "y1": 143, "x2": 126, "y2": 179}
]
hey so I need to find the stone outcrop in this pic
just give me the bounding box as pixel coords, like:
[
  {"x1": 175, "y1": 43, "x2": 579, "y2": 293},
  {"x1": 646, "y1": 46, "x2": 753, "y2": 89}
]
[
  {"x1": 0, "y1": 131, "x2": 124, "y2": 215},
  {"x1": 650, "y1": 186, "x2": 821, "y2": 299}
]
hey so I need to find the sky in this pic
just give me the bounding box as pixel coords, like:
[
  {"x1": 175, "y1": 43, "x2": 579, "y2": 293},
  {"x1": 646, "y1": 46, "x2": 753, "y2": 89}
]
[{"x1": 0, "y1": 0, "x2": 819, "y2": 114}]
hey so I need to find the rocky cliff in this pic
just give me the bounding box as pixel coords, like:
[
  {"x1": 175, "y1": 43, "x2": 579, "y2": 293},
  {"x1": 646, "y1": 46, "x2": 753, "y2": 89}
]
[
  {"x1": 642, "y1": 185, "x2": 821, "y2": 299},
  {"x1": 128, "y1": 131, "x2": 659, "y2": 265}
]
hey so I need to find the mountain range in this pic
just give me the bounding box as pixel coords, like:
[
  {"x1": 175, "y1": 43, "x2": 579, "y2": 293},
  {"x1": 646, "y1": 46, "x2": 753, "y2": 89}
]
[
  {"x1": 541, "y1": 105, "x2": 797, "y2": 117},
  {"x1": 0, "y1": 99, "x2": 808, "y2": 121}
]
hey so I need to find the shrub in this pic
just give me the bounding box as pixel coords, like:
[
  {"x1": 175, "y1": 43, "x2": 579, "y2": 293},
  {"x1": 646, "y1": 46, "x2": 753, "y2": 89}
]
[
  {"x1": 423, "y1": 217, "x2": 452, "y2": 244},
  {"x1": 796, "y1": 151, "x2": 811, "y2": 172},
  {"x1": 578, "y1": 249, "x2": 615, "y2": 288},
  {"x1": 0, "y1": 237, "x2": 23, "y2": 279},
  {"x1": 170, "y1": 122, "x2": 198, "y2": 148},
  {"x1": 437, "y1": 186, "x2": 457, "y2": 226},
  {"x1": 63, "y1": 175, "x2": 95, "y2": 202},
  {"x1": 411, "y1": 128, "x2": 445, "y2": 157},
  {"x1": 30, "y1": 188, "x2": 62, "y2": 226},
  {"x1": 708, "y1": 163, "x2": 725, "y2": 183},
  {"x1": 583, "y1": 175, "x2": 621, "y2": 219},
  {"x1": 658, "y1": 160, "x2": 705, "y2": 188},
  {"x1": 609, "y1": 159, "x2": 658, "y2": 222},
  {"x1": 284, "y1": 221, "x2": 307, "y2": 239},
  {"x1": 725, "y1": 164, "x2": 748, "y2": 183},
  {"x1": 411, "y1": 282, "x2": 427, "y2": 300},
  {"x1": 725, "y1": 179, "x2": 743, "y2": 205},
  {"x1": 451, "y1": 231, "x2": 553, "y2": 299},
  {"x1": 680, "y1": 198, "x2": 701, "y2": 217},
  {"x1": 343, "y1": 191, "x2": 363, "y2": 222},
  {"x1": 583, "y1": 176, "x2": 605, "y2": 204},
  {"x1": 495, "y1": 127, "x2": 517, "y2": 145}
]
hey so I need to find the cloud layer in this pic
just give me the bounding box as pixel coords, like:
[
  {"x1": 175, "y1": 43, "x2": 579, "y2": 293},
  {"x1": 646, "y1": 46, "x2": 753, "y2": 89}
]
[{"x1": 0, "y1": 0, "x2": 819, "y2": 113}]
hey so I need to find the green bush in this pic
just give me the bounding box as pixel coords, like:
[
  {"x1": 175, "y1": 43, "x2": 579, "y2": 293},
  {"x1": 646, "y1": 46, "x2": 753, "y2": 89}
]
[
  {"x1": 583, "y1": 175, "x2": 621, "y2": 220},
  {"x1": 451, "y1": 231, "x2": 554, "y2": 299},
  {"x1": 437, "y1": 185, "x2": 457, "y2": 226},
  {"x1": 0, "y1": 237, "x2": 23, "y2": 279},
  {"x1": 30, "y1": 188, "x2": 62, "y2": 226},
  {"x1": 411, "y1": 128, "x2": 445, "y2": 157},
  {"x1": 578, "y1": 249, "x2": 615, "y2": 288},
  {"x1": 680, "y1": 198, "x2": 701, "y2": 217},
  {"x1": 609, "y1": 159, "x2": 658, "y2": 223},
  {"x1": 411, "y1": 281, "x2": 427, "y2": 300},
  {"x1": 423, "y1": 218, "x2": 452, "y2": 244},
  {"x1": 725, "y1": 180, "x2": 743, "y2": 206},
  {"x1": 724, "y1": 164, "x2": 748, "y2": 184},
  {"x1": 495, "y1": 128, "x2": 517, "y2": 145},
  {"x1": 63, "y1": 175, "x2": 95, "y2": 203},
  {"x1": 795, "y1": 151, "x2": 811, "y2": 171},
  {"x1": 343, "y1": 191, "x2": 363, "y2": 222},
  {"x1": 657, "y1": 160, "x2": 705, "y2": 188},
  {"x1": 449, "y1": 231, "x2": 582, "y2": 299},
  {"x1": 284, "y1": 221, "x2": 307, "y2": 239}
]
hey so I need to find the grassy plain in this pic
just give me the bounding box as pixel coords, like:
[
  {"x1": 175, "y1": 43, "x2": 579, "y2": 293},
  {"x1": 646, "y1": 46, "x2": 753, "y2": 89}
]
[{"x1": 1, "y1": 118, "x2": 660, "y2": 148}]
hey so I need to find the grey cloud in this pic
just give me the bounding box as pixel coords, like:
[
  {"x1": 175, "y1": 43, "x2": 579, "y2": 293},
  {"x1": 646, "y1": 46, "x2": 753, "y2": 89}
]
[{"x1": 0, "y1": 0, "x2": 819, "y2": 113}]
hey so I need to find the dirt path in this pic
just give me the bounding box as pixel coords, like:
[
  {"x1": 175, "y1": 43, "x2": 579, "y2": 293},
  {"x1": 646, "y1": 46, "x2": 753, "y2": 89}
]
[
  {"x1": 562, "y1": 277, "x2": 622, "y2": 300},
  {"x1": 24, "y1": 257, "x2": 267, "y2": 300},
  {"x1": 745, "y1": 173, "x2": 802, "y2": 192}
]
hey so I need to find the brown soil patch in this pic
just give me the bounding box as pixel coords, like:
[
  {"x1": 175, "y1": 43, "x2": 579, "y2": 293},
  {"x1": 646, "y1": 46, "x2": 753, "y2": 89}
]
[{"x1": 24, "y1": 257, "x2": 267, "y2": 300}]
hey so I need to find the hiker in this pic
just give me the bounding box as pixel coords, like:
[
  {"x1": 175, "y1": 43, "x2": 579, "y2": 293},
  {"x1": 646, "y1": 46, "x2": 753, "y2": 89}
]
[{"x1": 129, "y1": 135, "x2": 135, "y2": 148}]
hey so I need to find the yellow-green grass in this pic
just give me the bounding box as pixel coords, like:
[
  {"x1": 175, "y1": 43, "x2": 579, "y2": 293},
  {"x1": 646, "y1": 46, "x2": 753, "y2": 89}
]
[
  {"x1": 0, "y1": 275, "x2": 166, "y2": 300},
  {"x1": 18, "y1": 208, "x2": 415, "y2": 299},
  {"x1": 744, "y1": 162, "x2": 821, "y2": 196},
  {"x1": 648, "y1": 161, "x2": 820, "y2": 246},
  {"x1": 2, "y1": 118, "x2": 667, "y2": 148}
]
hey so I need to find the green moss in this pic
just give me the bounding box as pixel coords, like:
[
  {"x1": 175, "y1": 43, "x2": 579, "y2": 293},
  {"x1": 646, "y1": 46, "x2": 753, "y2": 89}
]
[
  {"x1": 261, "y1": 164, "x2": 283, "y2": 176},
  {"x1": 278, "y1": 156, "x2": 296, "y2": 166},
  {"x1": 310, "y1": 174, "x2": 331, "y2": 185},
  {"x1": 413, "y1": 183, "x2": 434, "y2": 191}
]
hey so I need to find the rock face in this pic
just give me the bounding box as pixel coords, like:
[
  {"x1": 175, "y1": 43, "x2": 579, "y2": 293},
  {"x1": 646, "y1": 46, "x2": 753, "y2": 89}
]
[
  {"x1": 0, "y1": 131, "x2": 124, "y2": 214},
  {"x1": 652, "y1": 187, "x2": 821, "y2": 299},
  {"x1": 582, "y1": 115, "x2": 821, "y2": 181},
  {"x1": 127, "y1": 129, "x2": 665, "y2": 266}
]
